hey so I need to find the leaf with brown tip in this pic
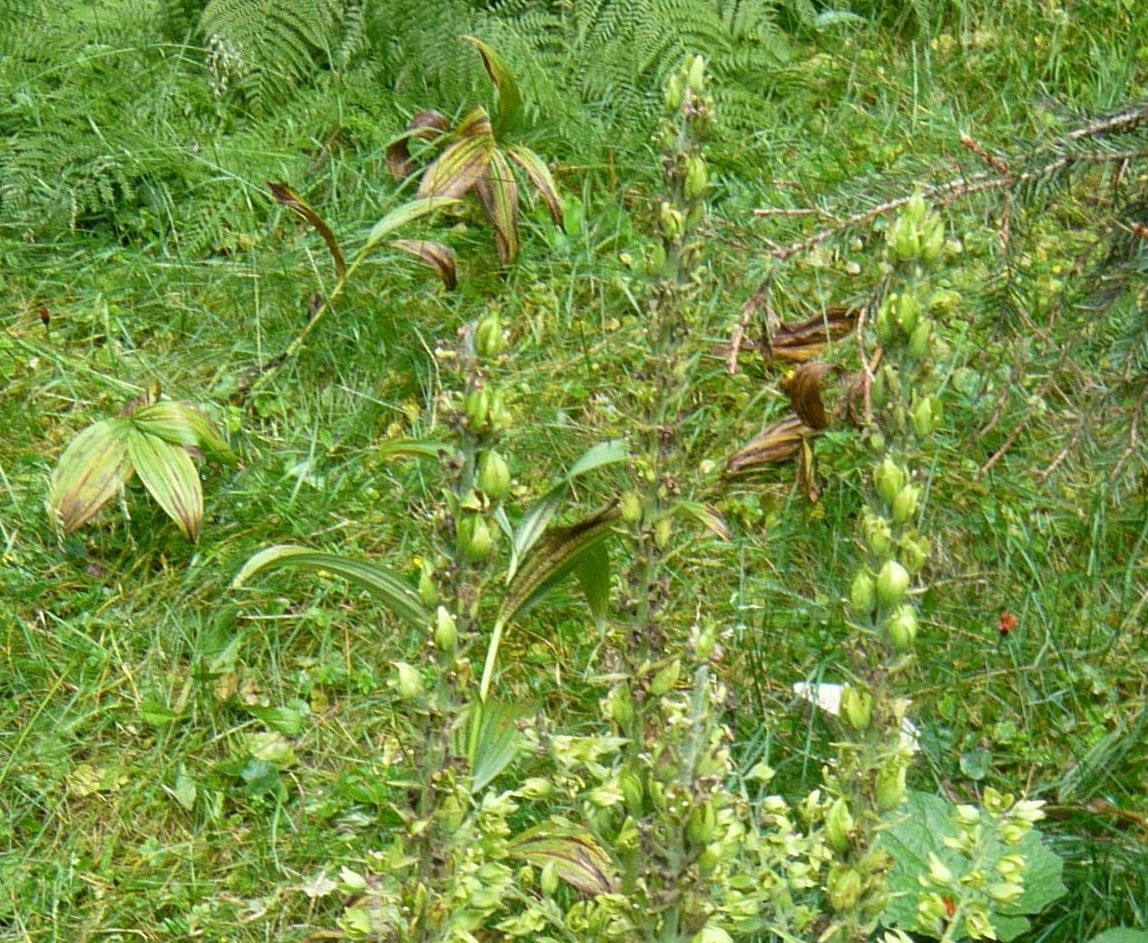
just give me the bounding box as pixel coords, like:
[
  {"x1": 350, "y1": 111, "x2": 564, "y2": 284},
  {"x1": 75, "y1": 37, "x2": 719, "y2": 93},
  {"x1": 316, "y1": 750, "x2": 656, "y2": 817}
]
[
  {"x1": 770, "y1": 306, "x2": 860, "y2": 362},
  {"x1": 781, "y1": 362, "x2": 838, "y2": 431},
  {"x1": 387, "y1": 239, "x2": 458, "y2": 290},
  {"x1": 129, "y1": 401, "x2": 237, "y2": 466},
  {"x1": 417, "y1": 108, "x2": 495, "y2": 200},
  {"x1": 48, "y1": 419, "x2": 134, "y2": 533},
  {"x1": 506, "y1": 145, "x2": 563, "y2": 227},
  {"x1": 462, "y1": 36, "x2": 522, "y2": 131},
  {"x1": 125, "y1": 429, "x2": 203, "y2": 541},
  {"x1": 726, "y1": 415, "x2": 815, "y2": 472},
  {"x1": 474, "y1": 148, "x2": 519, "y2": 263},
  {"x1": 508, "y1": 824, "x2": 617, "y2": 896},
  {"x1": 386, "y1": 110, "x2": 450, "y2": 181},
  {"x1": 268, "y1": 182, "x2": 346, "y2": 281}
]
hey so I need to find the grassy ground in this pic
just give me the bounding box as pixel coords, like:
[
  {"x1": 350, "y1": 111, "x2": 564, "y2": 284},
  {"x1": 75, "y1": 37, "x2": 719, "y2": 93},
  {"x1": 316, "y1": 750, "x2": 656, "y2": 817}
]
[{"x1": 3, "y1": 1, "x2": 1148, "y2": 940}]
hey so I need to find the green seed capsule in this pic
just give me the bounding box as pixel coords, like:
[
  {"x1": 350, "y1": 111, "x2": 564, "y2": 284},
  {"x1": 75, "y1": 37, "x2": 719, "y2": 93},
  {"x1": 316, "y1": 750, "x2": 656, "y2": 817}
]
[
  {"x1": 827, "y1": 864, "x2": 863, "y2": 911},
  {"x1": 825, "y1": 796, "x2": 855, "y2": 853},
  {"x1": 684, "y1": 154, "x2": 708, "y2": 201},
  {"x1": 909, "y1": 317, "x2": 934, "y2": 359},
  {"x1": 876, "y1": 560, "x2": 911, "y2": 609},
  {"x1": 434, "y1": 605, "x2": 457, "y2": 652},
  {"x1": 896, "y1": 292, "x2": 921, "y2": 336},
  {"x1": 465, "y1": 388, "x2": 490, "y2": 432},
  {"x1": 875, "y1": 457, "x2": 906, "y2": 505},
  {"x1": 477, "y1": 449, "x2": 511, "y2": 502},
  {"x1": 841, "y1": 684, "x2": 873, "y2": 732},
  {"x1": 474, "y1": 313, "x2": 505, "y2": 359},
  {"x1": 664, "y1": 74, "x2": 684, "y2": 112},
  {"x1": 885, "y1": 604, "x2": 918, "y2": 652},
  {"x1": 891, "y1": 483, "x2": 920, "y2": 524},
  {"x1": 876, "y1": 760, "x2": 908, "y2": 811},
  {"x1": 650, "y1": 659, "x2": 681, "y2": 696},
  {"x1": 849, "y1": 569, "x2": 877, "y2": 617}
]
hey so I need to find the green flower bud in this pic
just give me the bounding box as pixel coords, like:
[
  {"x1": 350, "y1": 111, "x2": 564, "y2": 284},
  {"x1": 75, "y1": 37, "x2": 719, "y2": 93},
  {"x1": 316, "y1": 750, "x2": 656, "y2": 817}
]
[
  {"x1": 697, "y1": 843, "x2": 721, "y2": 876},
  {"x1": 650, "y1": 659, "x2": 681, "y2": 696},
  {"x1": 606, "y1": 685, "x2": 634, "y2": 726},
  {"x1": 863, "y1": 510, "x2": 894, "y2": 558},
  {"x1": 928, "y1": 288, "x2": 960, "y2": 313},
  {"x1": 849, "y1": 569, "x2": 877, "y2": 617},
  {"x1": 620, "y1": 770, "x2": 644, "y2": 816},
  {"x1": 457, "y1": 514, "x2": 494, "y2": 562},
  {"x1": 658, "y1": 202, "x2": 684, "y2": 241},
  {"x1": 434, "y1": 605, "x2": 457, "y2": 652},
  {"x1": 875, "y1": 760, "x2": 908, "y2": 811},
  {"x1": 965, "y1": 906, "x2": 996, "y2": 941},
  {"x1": 875, "y1": 457, "x2": 907, "y2": 505},
  {"x1": 827, "y1": 864, "x2": 863, "y2": 911},
  {"x1": 909, "y1": 317, "x2": 934, "y2": 359},
  {"x1": 875, "y1": 295, "x2": 898, "y2": 346},
  {"x1": 867, "y1": 429, "x2": 886, "y2": 452},
  {"x1": 646, "y1": 241, "x2": 667, "y2": 275},
  {"x1": 911, "y1": 395, "x2": 939, "y2": 437},
  {"x1": 885, "y1": 604, "x2": 918, "y2": 652},
  {"x1": 899, "y1": 534, "x2": 930, "y2": 574},
  {"x1": 686, "y1": 800, "x2": 718, "y2": 846},
  {"x1": 891, "y1": 483, "x2": 920, "y2": 524},
  {"x1": 986, "y1": 882, "x2": 1024, "y2": 905},
  {"x1": 655, "y1": 516, "x2": 674, "y2": 549},
  {"x1": 487, "y1": 387, "x2": 510, "y2": 433},
  {"x1": 841, "y1": 684, "x2": 873, "y2": 732},
  {"x1": 921, "y1": 216, "x2": 946, "y2": 263},
  {"x1": 825, "y1": 796, "x2": 855, "y2": 853},
  {"x1": 477, "y1": 449, "x2": 511, "y2": 502},
  {"x1": 620, "y1": 491, "x2": 643, "y2": 524},
  {"x1": 686, "y1": 55, "x2": 707, "y2": 93},
  {"x1": 876, "y1": 560, "x2": 911, "y2": 609},
  {"x1": 474, "y1": 312, "x2": 505, "y2": 359},
  {"x1": 465, "y1": 388, "x2": 490, "y2": 432},
  {"x1": 889, "y1": 216, "x2": 920, "y2": 262},
  {"x1": 905, "y1": 192, "x2": 927, "y2": 227},
  {"x1": 540, "y1": 860, "x2": 559, "y2": 897},
  {"x1": 684, "y1": 154, "x2": 709, "y2": 201},
  {"x1": 896, "y1": 292, "x2": 921, "y2": 336},
  {"x1": 394, "y1": 661, "x2": 425, "y2": 700},
  {"x1": 418, "y1": 563, "x2": 439, "y2": 607},
  {"x1": 664, "y1": 73, "x2": 684, "y2": 113}
]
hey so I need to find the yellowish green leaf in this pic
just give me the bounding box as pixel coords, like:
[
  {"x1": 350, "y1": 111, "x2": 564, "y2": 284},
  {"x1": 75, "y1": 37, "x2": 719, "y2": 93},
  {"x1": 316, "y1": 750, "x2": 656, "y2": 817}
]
[
  {"x1": 125, "y1": 429, "x2": 203, "y2": 541},
  {"x1": 462, "y1": 36, "x2": 522, "y2": 131},
  {"x1": 417, "y1": 108, "x2": 495, "y2": 200},
  {"x1": 129, "y1": 401, "x2": 237, "y2": 466},
  {"x1": 506, "y1": 145, "x2": 564, "y2": 227},
  {"x1": 48, "y1": 419, "x2": 134, "y2": 534},
  {"x1": 475, "y1": 148, "x2": 519, "y2": 263}
]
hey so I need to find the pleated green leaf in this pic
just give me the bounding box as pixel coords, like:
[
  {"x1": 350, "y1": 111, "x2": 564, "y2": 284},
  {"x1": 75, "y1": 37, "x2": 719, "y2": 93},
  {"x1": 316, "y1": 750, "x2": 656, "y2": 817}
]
[
  {"x1": 125, "y1": 429, "x2": 203, "y2": 541},
  {"x1": 462, "y1": 36, "x2": 522, "y2": 131},
  {"x1": 129, "y1": 401, "x2": 237, "y2": 466},
  {"x1": 48, "y1": 419, "x2": 134, "y2": 534},
  {"x1": 507, "y1": 824, "x2": 617, "y2": 895},
  {"x1": 475, "y1": 148, "x2": 519, "y2": 263},
  {"x1": 417, "y1": 108, "x2": 495, "y2": 200},
  {"x1": 231, "y1": 546, "x2": 431, "y2": 629},
  {"x1": 507, "y1": 145, "x2": 564, "y2": 227}
]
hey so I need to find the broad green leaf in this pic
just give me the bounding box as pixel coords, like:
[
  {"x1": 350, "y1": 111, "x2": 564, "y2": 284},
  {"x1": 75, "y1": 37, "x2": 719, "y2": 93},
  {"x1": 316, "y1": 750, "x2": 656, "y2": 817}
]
[
  {"x1": 417, "y1": 108, "x2": 495, "y2": 200},
  {"x1": 498, "y1": 504, "x2": 620, "y2": 629},
  {"x1": 129, "y1": 401, "x2": 237, "y2": 466},
  {"x1": 475, "y1": 148, "x2": 519, "y2": 263},
  {"x1": 465, "y1": 700, "x2": 528, "y2": 793},
  {"x1": 506, "y1": 144, "x2": 564, "y2": 227},
  {"x1": 573, "y1": 539, "x2": 611, "y2": 629},
  {"x1": 387, "y1": 239, "x2": 457, "y2": 290},
  {"x1": 126, "y1": 428, "x2": 203, "y2": 541},
  {"x1": 375, "y1": 438, "x2": 453, "y2": 461},
  {"x1": 231, "y1": 546, "x2": 431, "y2": 629},
  {"x1": 269, "y1": 181, "x2": 346, "y2": 280},
  {"x1": 363, "y1": 197, "x2": 462, "y2": 255},
  {"x1": 48, "y1": 418, "x2": 134, "y2": 533},
  {"x1": 510, "y1": 438, "x2": 627, "y2": 575},
  {"x1": 462, "y1": 35, "x2": 522, "y2": 131},
  {"x1": 507, "y1": 822, "x2": 617, "y2": 895}
]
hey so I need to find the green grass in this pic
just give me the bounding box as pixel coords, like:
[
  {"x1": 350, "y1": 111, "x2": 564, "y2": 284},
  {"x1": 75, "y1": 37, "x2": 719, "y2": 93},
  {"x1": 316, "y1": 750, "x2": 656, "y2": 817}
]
[{"x1": 3, "y1": 1, "x2": 1148, "y2": 940}]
